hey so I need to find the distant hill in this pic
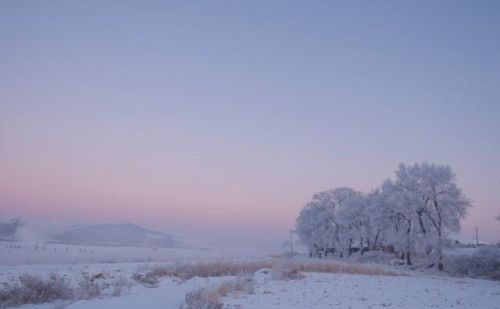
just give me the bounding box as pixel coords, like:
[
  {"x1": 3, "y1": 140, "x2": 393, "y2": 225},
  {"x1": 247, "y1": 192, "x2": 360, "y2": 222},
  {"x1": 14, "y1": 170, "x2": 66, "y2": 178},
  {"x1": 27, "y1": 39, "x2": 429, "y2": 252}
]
[{"x1": 47, "y1": 223, "x2": 179, "y2": 248}]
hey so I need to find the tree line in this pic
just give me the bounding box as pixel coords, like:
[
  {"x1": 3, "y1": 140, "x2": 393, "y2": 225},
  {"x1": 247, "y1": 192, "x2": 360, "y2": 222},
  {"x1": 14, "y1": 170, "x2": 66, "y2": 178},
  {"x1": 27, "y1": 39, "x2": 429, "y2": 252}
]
[
  {"x1": 0, "y1": 218, "x2": 23, "y2": 241},
  {"x1": 295, "y1": 162, "x2": 471, "y2": 271}
]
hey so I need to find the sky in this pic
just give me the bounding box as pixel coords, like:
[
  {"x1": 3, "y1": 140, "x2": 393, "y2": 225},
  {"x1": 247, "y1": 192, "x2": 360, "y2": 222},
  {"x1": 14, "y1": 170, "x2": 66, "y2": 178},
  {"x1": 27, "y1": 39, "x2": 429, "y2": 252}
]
[{"x1": 1, "y1": 1, "x2": 499, "y2": 249}]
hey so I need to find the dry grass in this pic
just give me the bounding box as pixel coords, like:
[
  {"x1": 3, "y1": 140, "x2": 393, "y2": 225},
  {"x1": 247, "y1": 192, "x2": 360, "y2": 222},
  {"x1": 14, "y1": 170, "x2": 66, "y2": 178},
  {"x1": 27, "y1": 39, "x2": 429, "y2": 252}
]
[
  {"x1": 134, "y1": 260, "x2": 273, "y2": 286},
  {"x1": 215, "y1": 276, "x2": 254, "y2": 297},
  {"x1": 183, "y1": 288, "x2": 223, "y2": 309},
  {"x1": 0, "y1": 271, "x2": 132, "y2": 308},
  {"x1": 0, "y1": 273, "x2": 73, "y2": 308},
  {"x1": 134, "y1": 259, "x2": 395, "y2": 285},
  {"x1": 272, "y1": 260, "x2": 398, "y2": 280},
  {"x1": 271, "y1": 262, "x2": 305, "y2": 280},
  {"x1": 172, "y1": 260, "x2": 273, "y2": 280},
  {"x1": 131, "y1": 271, "x2": 160, "y2": 288},
  {"x1": 75, "y1": 272, "x2": 103, "y2": 299},
  {"x1": 182, "y1": 277, "x2": 254, "y2": 309}
]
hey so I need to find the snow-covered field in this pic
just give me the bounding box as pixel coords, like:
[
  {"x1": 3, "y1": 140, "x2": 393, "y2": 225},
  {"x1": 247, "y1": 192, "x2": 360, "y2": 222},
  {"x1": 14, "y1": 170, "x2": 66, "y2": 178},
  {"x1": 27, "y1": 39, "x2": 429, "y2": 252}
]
[
  {"x1": 1, "y1": 242, "x2": 499, "y2": 309},
  {"x1": 0, "y1": 241, "x2": 222, "y2": 266},
  {"x1": 8, "y1": 266, "x2": 500, "y2": 309},
  {"x1": 15, "y1": 275, "x2": 232, "y2": 309},
  {"x1": 225, "y1": 270, "x2": 500, "y2": 309}
]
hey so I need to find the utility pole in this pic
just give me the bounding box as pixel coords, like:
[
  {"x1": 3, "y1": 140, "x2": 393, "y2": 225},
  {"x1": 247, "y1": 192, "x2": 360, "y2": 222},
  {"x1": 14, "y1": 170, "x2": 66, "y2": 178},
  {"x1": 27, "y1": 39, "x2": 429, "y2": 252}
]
[
  {"x1": 290, "y1": 230, "x2": 294, "y2": 258},
  {"x1": 475, "y1": 227, "x2": 479, "y2": 246}
]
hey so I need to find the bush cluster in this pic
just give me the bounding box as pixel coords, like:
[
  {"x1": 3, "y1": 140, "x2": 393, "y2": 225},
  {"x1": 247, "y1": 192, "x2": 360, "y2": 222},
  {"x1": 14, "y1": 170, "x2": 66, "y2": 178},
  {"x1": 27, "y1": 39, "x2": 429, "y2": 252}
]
[{"x1": 444, "y1": 246, "x2": 500, "y2": 280}]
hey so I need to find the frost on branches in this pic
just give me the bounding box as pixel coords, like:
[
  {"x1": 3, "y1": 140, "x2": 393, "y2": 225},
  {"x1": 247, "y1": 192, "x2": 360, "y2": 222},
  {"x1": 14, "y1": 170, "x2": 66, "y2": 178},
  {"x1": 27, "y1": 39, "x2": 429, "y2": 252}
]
[{"x1": 295, "y1": 162, "x2": 471, "y2": 271}]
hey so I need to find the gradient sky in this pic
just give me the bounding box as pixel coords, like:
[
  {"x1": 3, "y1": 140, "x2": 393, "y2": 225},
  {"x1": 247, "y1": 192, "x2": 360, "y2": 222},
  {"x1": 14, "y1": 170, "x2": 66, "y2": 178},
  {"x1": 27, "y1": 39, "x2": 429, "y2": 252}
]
[{"x1": 1, "y1": 1, "x2": 499, "y2": 248}]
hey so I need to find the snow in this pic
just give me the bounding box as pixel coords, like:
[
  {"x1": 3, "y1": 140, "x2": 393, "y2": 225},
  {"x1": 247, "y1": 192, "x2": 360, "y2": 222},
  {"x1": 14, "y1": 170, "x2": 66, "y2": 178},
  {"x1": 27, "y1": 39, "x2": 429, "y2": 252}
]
[
  {"x1": 6, "y1": 264, "x2": 500, "y2": 309},
  {"x1": 14, "y1": 276, "x2": 231, "y2": 309},
  {"x1": 11, "y1": 277, "x2": 232, "y2": 309},
  {"x1": 65, "y1": 277, "x2": 230, "y2": 309},
  {"x1": 0, "y1": 241, "x2": 221, "y2": 266},
  {"x1": 2, "y1": 241, "x2": 499, "y2": 309},
  {"x1": 224, "y1": 270, "x2": 500, "y2": 309},
  {"x1": 445, "y1": 247, "x2": 480, "y2": 256}
]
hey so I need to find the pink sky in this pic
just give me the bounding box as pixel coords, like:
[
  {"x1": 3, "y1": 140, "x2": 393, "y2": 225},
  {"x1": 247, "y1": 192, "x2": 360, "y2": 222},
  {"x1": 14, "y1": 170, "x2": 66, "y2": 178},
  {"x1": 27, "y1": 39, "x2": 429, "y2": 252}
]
[{"x1": 1, "y1": 1, "x2": 499, "y2": 247}]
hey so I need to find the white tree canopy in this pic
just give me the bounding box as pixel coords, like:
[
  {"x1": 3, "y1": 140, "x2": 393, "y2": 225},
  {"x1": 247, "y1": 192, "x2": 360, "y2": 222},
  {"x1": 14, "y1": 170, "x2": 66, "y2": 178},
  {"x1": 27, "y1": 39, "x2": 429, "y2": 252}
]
[{"x1": 294, "y1": 162, "x2": 471, "y2": 270}]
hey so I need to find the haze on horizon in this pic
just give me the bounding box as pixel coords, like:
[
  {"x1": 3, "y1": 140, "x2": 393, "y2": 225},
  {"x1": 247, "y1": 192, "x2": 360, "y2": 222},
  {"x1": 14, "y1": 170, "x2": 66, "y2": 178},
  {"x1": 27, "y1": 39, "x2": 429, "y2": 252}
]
[{"x1": 1, "y1": 1, "x2": 499, "y2": 250}]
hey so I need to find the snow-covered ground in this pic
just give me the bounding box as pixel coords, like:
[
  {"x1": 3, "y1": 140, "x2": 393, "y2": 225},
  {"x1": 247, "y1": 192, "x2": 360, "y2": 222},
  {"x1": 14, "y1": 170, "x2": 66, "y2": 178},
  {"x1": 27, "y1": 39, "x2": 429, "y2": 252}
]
[
  {"x1": 2, "y1": 242, "x2": 499, "y2": 309},
  {"x1": 0, "y1": 241, "x2": 222, "y2": 266},
  {"x1": 2, "y1": 261, "x2": 499, "y2": 309},
  {"x1": 8, "y1": 266, "x2": 500, "y2": 309},
  {"x1": 16, "y1": 276, "x2": 232, "y2": 309},
  {"x1": 225, "y1": 270, "x2": 500, "y2": 309},
  {"x1": 444, "y1": 247, "x2": 481, "y2": 256}
]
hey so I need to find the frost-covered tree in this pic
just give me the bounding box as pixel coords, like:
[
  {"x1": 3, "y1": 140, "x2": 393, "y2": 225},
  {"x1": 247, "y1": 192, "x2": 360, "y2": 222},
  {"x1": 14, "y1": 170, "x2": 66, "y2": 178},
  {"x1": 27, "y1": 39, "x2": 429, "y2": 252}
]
[
  {"x1": 0, "y1": 218, "x2": 23, "y2": 241},
  {"x1": 322, "y1": 187, "x2": 361, "y2": 256},
  {"x1": 294, "y1": 162, "x2": 470, "y2": 269},
  {"x1": 295, "y1": 188, "x2": 359, "y2": 257},
  {"x1": 393, "y1": 163, "x2": 471, "y2": 270},
  {"x1": 365, "y1": 187, "x2": 394, "y2": 251},
  {"x1": 379, "y1": 179, "x2": 420, "y2": 265},
  {"x1": 295, "y1": 198, "x2": 335, "y2": 257},
  {"x1": 295, "y1": 203, "x2": 320, "y2": 255},
  {"x1": 336, "y1": 192, "x2": 370, "y2": 255}
]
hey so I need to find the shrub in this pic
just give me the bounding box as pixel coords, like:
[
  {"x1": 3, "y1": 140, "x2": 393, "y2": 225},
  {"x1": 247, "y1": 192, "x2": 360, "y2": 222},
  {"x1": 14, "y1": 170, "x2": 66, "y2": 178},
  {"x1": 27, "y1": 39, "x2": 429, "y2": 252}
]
[
  {"x1": 110, "y1": 277, "x2": 132, "y2": 297},
  {"x1": 215, "y1": 276, "x2": 254, "y2": 296},
  {"x1": 183, "y1": 288, "x2": 223, "y2": 309},
  {"x1": 0, "y1": 273, "x2": 73, "y2": 308},
  {"x1": 132, "y1": 271, "x2": 160, "y2": 287},
  {"x1": 0, "y1": 271, "x2": 132, "y2": 308},
  {"x1": 181, "y1": 277, "x2": 254, "y2": 309},
  {"x1": 444, "y1": 246, "x2": 500, "y2": 280},
  {"x1": 76, "y1": 273, "x2": 101, "y2": 299},
  {"x1": 271, "y1": 261, "x2": 305, "y2": 280}
]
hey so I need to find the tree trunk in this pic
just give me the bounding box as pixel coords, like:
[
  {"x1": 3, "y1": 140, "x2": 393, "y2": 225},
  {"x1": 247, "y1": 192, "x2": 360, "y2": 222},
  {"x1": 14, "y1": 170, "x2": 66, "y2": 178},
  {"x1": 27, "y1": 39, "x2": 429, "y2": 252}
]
[
  {"x1": 438, "y1": 230, "x2": 443, "y2": 271},
  {"x1": 405, "y1": 221, "x2": 412, "y2": 265},
  {"x1": 373, "y1": 231, "x2": 380, "y2": 250},
  {"x1": 417, "y1": 210, "x2": 427, "y2": 235}
]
